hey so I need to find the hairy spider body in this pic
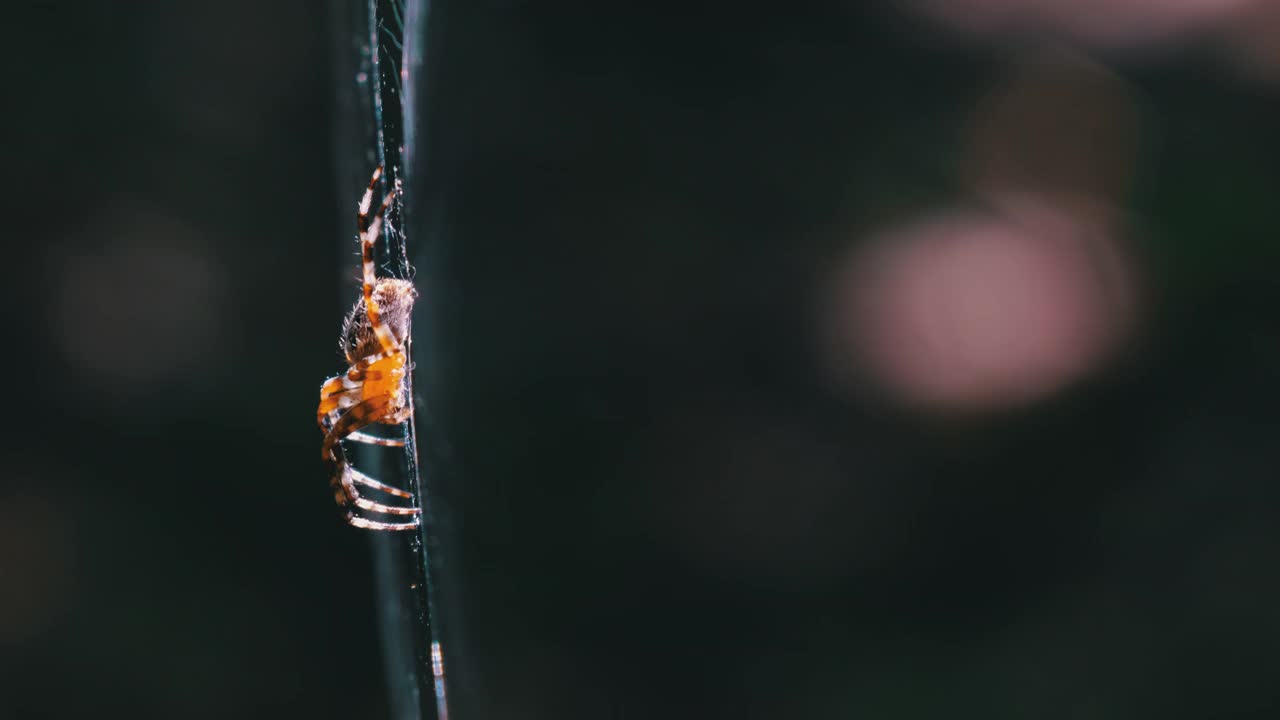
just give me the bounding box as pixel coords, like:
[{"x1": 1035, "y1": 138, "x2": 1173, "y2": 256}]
[{"x1": 317, "y1": 167, "x2": 421, "y2": 531}]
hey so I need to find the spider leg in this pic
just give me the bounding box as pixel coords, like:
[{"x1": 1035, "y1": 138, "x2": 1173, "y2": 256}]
[
  {"x1": 346, "y1": 515, "x2": 420, "y2": 531},
  {"x1": 323, "y1": 395, "x2": 420, "y2": 530},
  {"x1": 326, "y1": 442, "x2": 419, "y2": 526},
  {"x1": 321, "y1": 395, "x2": 395, "y2": 463},
  {"x1": 346, "y1": 430, "x2": 406, "y2": 447},
  {"x1": 320, "y1": 407, "x2": 406, "y2": 448},
  {"x1": 336, "y1": 464, "x2": 417, "y2": 513},
  {"x1": 356, "y1": 166, "x2": 403, "y2": 354},
  {"x1": 346, "y1": 463, "x2": 413, "y2": 498},
  {"x1": 329, "y1": 455, "x2": 421, "y2": 529}
]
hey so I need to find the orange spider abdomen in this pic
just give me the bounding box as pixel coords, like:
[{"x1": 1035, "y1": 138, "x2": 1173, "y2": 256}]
[{"x1": 316, "y1": 352, "x2": 406, "y2": 426}]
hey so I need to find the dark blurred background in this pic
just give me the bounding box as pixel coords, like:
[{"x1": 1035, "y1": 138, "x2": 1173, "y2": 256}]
[{"x1": 5, "y1": 1, "x2": 1280, "y2": 718}]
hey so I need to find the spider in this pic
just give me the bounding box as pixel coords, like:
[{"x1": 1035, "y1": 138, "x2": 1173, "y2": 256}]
[{"x1": 317, "y1": 166, "x2": 421, "y2": 531}]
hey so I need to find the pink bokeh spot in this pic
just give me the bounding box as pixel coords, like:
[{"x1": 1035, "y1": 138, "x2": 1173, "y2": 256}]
[{"x1": 828, "y1": 202, "x2": 1131, "y2": 411}]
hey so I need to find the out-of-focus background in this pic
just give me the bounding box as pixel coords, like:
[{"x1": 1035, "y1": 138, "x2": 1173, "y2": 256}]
[{"x1": 5, "y1": 1, "x2": 1279, "y2": 718}]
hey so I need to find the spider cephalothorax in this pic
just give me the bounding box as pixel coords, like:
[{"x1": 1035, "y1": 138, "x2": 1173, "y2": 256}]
[
  {"x1": 341, "y1": 278, "x2": 417, "y2": 364},
  {"x1": 317, "y1": 166, "x2": 421, "y2": 531}
]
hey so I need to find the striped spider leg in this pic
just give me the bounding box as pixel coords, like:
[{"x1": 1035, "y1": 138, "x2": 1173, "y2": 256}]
[{"x1": 318, "y1": 166, "x2": 421, "y2": 531}]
